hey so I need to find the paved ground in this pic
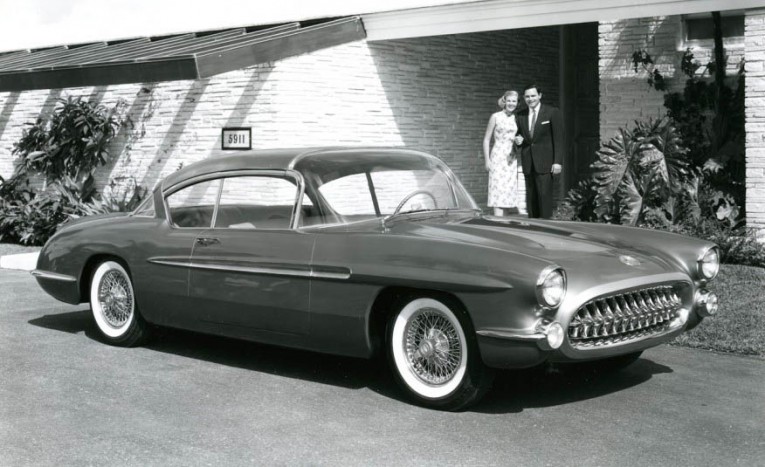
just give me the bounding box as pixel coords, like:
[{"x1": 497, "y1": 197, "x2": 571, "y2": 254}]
[{"x1": 1, "y1": 268, "x2": 763, "y2": 466}]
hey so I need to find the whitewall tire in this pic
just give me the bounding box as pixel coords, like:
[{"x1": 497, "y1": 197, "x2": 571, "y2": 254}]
[
  {"x1": 89, "y1": 260, "x2": 147, "y2": 346},
  {"x1": 387, "y1": 296, "x2": 493, "y2": 411}
]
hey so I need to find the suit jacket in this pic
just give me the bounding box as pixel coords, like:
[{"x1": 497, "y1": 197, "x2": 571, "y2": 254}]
[{"x1": 515, "y1": 104, "x2": 564, "y2": 175}]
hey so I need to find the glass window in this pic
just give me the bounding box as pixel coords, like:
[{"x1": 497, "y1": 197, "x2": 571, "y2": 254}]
[
  {"x1": 371, "y1": 170, "x2": 457, "y2": 214},
  {"x1": 215, "y1": 175, "x2": 299, "y2": 229},
  {"x1": 166, "y1": 179, "x2": 221, "y2": 228},
  {"x1": 317, "y1": 169, "x2": 459, "y2": 218},
  {"x1": 132, "y1": 194, "x2": 155, "y2": 217},
  {"x1": 317, "y1": 173, "x2": 375, "y2": 216},
  {"x1": 685, "y1": 15, "x2": 744, "y2": 41}
]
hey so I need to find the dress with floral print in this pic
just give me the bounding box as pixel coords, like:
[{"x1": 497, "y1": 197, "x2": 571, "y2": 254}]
[{"x1": 488, "y1": 111, "x2": 519, "y2": 208}]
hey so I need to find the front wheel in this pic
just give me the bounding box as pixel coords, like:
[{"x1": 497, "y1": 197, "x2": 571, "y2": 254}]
[
  {"x1": 89, "y1": 260, "x2": 148, "y2": 347},
  {"x1": 387, "y1": 296, "x2": 493, "y2": 411}
]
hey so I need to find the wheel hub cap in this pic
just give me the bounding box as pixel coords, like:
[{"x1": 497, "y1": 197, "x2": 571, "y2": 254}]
[
  {"x1": 405, "y1": 309, "x2": 462, "y2": 385},
  {"x1": 98, "y1": 270, "x2": 133, "y2": 328}
]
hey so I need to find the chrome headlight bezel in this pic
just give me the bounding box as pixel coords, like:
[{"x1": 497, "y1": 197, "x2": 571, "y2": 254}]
[
  {"x1": 697, "y1": 246, "x2": 720, "y2": 281},
  {"x1": 535, "y1": 265, "x2": 566, "y2": 309}
]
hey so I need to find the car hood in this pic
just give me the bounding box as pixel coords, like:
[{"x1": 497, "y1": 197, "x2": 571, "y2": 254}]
[{"x1": 388, "y1": 214, "x2": 681, "y2": 281}]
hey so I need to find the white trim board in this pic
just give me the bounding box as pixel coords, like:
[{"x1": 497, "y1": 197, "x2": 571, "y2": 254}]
[{"x1": 363, "y1": 0, "x2": 764, "y2": 41}]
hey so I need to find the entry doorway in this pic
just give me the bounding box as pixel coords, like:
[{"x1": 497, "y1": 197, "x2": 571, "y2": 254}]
[{"x1": 560, "y1": 22, "x2": 600, "y2": 196}]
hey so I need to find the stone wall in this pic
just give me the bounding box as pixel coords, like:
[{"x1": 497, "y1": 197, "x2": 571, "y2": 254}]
[
  {"x1": 746, "y1": 10, "x2": 765, "y2": 236},
  {"x1": 0, "y1": 26, "x2": 561, "y2": 210}
]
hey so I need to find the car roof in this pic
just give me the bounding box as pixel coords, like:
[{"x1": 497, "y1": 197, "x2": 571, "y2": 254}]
[{"x1": 160, "y1": 147, "x2": 441, "y2": 191}]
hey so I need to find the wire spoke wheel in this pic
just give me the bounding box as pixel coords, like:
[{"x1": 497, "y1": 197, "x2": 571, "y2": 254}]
[
  {"x1": 387, "y1": 296, "x2": 492, "y2": 411},
  {"x1": 98, "y1": 269, "x2": 134, "y2": 328},
  {"x1": 405, "y1": 308, "x2": 462, "y2": 385},
  {"x1": 89, "y1": 260, "x2": 147, "y2": 346}
]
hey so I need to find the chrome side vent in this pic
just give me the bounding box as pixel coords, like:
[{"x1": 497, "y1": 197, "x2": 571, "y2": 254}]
[{"x1": 568, "y1": 285, "x2": 682, "y2": 349}]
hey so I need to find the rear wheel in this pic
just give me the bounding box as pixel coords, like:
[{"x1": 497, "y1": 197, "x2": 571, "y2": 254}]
[
  {"x1": 387, "y1": 296, "x2": 493, "y2": 411},
  {"x1": 89, "y1": 260, "x2": 148, "y2": 347}
]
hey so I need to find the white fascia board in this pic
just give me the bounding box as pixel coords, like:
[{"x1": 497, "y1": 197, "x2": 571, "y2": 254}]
[{"x1": 363, "y1": 0, "x2": 765, "y2": 41}]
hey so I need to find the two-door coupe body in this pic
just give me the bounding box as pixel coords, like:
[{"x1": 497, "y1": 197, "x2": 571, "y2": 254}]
[{"x1": 33, "y1": 147, "x2": 720, "y2": 410}]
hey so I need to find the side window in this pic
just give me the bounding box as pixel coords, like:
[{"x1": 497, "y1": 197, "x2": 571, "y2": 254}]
[
  {"x1": 166, "y1": 179, "x2": 221, "y2": 228},
  {"x1": 133, "y1": 194, "x2": 156, "y2": 217},
  {"x1": 215, "y1": 175, "x2": 298, "y2": 229}
]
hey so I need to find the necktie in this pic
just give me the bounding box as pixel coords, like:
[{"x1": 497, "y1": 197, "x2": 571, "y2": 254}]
[{"x1": 530, "y1": 107, "x2": 537, "y2": 138}]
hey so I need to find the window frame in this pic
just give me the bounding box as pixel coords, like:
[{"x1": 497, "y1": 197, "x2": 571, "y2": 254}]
[
  {"x1": 681, "y1": 12, "x2": 745, "y2": 51},
  {"x1": 131, "y1": 191, "x2": 157, "y2": 218},
  {"x1": 162, "y1": 169, "x2": 307, "y2": 230}
]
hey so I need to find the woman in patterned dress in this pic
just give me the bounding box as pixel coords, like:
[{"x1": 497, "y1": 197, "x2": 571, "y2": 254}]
[{"x1": 482, "y1": 90, "x2": 522, "y2": 216}]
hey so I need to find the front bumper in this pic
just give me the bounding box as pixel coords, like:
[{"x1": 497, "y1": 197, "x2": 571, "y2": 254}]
[{"x1": 476, "y1": 273, "x2": 716, "y2": 369}]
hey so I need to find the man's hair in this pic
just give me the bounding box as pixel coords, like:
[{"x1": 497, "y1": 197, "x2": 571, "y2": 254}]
[{"x1": 523, "y1": 84, "x2": 542, "y2": 94}]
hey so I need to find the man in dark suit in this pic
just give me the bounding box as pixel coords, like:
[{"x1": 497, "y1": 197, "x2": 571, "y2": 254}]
[{"x1": 514, "y1": 84, "x2": 564, "y2": 219}]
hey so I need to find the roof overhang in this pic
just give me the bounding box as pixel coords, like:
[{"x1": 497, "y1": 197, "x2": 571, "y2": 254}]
[
  {"x1": 0, "y1": 17, "x2": 365, "y2": 92},
  {"x1": 362, "y1": 0, "x2": 765, "y2": 41}
]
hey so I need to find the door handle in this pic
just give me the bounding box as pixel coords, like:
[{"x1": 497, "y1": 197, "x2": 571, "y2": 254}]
[{"x1": 195, "y1": 237, "x2": 220, "y2": 247}]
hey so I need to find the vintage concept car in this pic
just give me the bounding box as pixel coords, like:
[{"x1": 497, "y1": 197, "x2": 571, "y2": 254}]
[{"x1": 32, "y1": 147, "x2": 720, "y2": 410}]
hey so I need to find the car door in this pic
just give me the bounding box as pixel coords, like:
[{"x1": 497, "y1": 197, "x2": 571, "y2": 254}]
[
  {"x1": 135, "y1": 177, "x2": 222, "y2": 327},
  {"x1": 188, "y1": 171, "x2": 315, "y2": 335}
]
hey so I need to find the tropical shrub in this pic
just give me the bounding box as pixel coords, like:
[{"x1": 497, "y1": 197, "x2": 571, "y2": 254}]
[
  {"x1": 12, "y1": 97, "x2": 124, "y2": 185},
  {"x1": 557, "y1": 11, "x2": 765, "y2": 266},
  {"x1": 0, "y1": 97, "x2": 144, "y2": 245},
  {"x1": 557, "y1": 118, "x2": 695, "y2": 227}
]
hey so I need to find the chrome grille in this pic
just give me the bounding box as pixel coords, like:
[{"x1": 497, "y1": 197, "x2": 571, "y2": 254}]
[{"x1": 568, "y1": 285, "x2": 682, "y2": 349}]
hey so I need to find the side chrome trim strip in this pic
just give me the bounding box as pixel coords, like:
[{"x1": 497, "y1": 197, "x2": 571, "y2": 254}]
[
  {"x1": 476, "y1": 329, "x2": 545, "y2": 342},
  {"x1": 30, "y1": 270, "x2": 77, "y2": 282},
  {"x1": 147, "y1": 258, "x2": 351, "y2": 280},
  {"x1": 189, "y1": 262, "x2": 312, "y2": 278},
  {"x1": 147, "y1": 258, "x2": 190, "y2": 268}
]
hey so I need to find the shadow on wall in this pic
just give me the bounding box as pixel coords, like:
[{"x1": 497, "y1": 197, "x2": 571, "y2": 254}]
[
  {"x1": 220, "y1": 65, "x2": 274, "y2": 134},
  {"x1": 98, "y1": 83, "x2": 158, "y2": 193},
  {"x1": 366, "y1": 27, "x2": 561, "y2": 208},
  {"x1": 136, "y1": 79, "x2": 212, "y2": 191},
  {"x1": 87, "y1": 86, "x2": 108, "y2": 107},
  {"x1": 0, "y1": 92, "x2": 20, "y2": 142},
  {"x1": 599, "y1": 16, "x2": 681, "y2": 139},
  {"x1": 101, "y1": 66, "x2": 274, "y2": 193},
  {"x1": 0, "y1": 89, "x2": 60, "y2": 180}
]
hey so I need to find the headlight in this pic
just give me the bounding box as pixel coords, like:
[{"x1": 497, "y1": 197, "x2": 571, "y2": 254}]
[
  {"x1": 536, "y1": 266, "x2": 566, "y2": 308},
  {"x1": 695, "y1": 290, "x2": 719, "y2": 317},
  {"x1": 698, "y1": 247, "x2": 720, "y2": 280}
]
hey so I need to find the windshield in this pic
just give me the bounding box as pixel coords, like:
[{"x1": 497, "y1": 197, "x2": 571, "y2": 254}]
[{"x1": 294, "y1": 150, "x2": 477, "y2": 226}]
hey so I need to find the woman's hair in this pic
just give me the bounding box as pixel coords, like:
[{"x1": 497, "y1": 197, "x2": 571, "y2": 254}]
[{"x1": 497, "y1": 90, "x2": 519, "y2": 108}]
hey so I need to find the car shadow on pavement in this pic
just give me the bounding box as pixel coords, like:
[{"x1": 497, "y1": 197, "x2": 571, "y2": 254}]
[
  {"x1": 28, "y1": 308, "x2": 92, "y2": 334},
  {"x1": 29, "y1": 309, "x2": 673, "y2": 412},
  {"x1": 28, "y1": 309, "x2": 404, "y2": 401},
  {"x1": 476, "y1": 359, "x2": 674, "y2": 414}
]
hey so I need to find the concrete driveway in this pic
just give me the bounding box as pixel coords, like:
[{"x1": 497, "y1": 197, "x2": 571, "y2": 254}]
[{"x1": 1, "y1": 268, "x2": 763, "y2": 466}]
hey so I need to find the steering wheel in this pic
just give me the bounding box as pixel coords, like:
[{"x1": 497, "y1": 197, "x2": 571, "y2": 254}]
[{"x1": 392, "y1": 190, "x2": 438, "y2": 216}]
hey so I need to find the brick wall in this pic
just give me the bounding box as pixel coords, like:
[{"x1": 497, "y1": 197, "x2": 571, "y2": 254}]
[
  {"x1": 599, "y1": 15, "x2": 745, "y2": 141},
  {"x1": 746, "y1": 10, "x2": 765, "y2": 237},
  {"x1": 0, "y1": 27, "x2": 560, "y2": 210}
]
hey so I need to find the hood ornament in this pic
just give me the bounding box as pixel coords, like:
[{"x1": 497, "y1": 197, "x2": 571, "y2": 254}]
[{"x1": 619, "y1": 255, "x2": 641, "y2": 267}]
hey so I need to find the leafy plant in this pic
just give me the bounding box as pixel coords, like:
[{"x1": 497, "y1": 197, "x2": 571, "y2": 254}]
[
  {"x1": 558, "y1": 11, "x2": 759, "y2": 267},
  {"x1": 672, "y1": 218, "x2": 765, "y2": 268},
  {"x1": 630, "y1": 50, "x2": 667, "y2": 91},
  {"x1": 0, "y1": 96, "x2": 144, "y2": 245},
  {"x1": 12, "y1": 97, "x2": 124, "y2": 186},
  {"x1": 558, "y1": 118, "x2": 693, "y2": 227}
]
